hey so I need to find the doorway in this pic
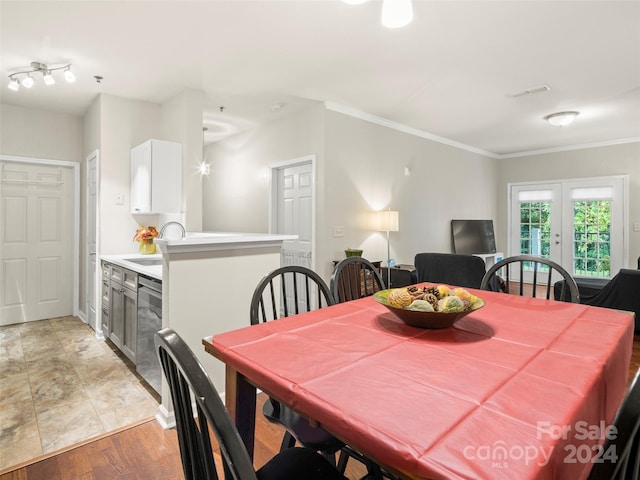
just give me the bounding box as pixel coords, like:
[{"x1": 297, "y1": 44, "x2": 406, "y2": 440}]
[
  {"x1": 271, "y1": 155, "x2": 315, "y2": 270},
  {"x1": 0, "y1": 156, "x2": 79, "y2": 325},
  {"x1": 509, "y1": 175, "x2": 627, "y2": 281}
]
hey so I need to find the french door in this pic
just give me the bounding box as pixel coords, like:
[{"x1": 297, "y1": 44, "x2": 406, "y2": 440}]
[{"x1": 509, "y1": 176, "x2": 626, "y2": 281}]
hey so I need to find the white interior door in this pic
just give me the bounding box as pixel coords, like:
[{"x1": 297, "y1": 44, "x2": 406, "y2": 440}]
[
  {"x1": 1, "y1": 161, "x2": 74, "y2": 325},
  {"x1": 86, "y1": 151, "x2": 98, "y2": 332},
  {"x1": 273, "y1": 158, "x2": 315, "y2": 312},
  {"x1": 276, "y1": 161, "x2": 313, "y2": 269}
]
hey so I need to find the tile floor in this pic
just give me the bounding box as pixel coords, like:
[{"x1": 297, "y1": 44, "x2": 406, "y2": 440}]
[{"x1": 0, "y1": 316, "x2": 159, "y2": 471}]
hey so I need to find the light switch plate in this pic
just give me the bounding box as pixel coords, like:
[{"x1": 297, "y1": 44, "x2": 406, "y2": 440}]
[
  {"x1": 116, "y1": 193, "x2": 124, "y2": 205},
  {"x1": 334, "y1": 226, "x2": 344, "y2": 237},
  {"x1": 634, "y1": 223, "x2": 640, "y2": 232}
]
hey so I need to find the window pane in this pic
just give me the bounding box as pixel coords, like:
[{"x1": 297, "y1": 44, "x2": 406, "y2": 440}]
[
  {"x1": 573, "y1": 200, "x2": 611, "y2": 277},
  {"x1": 519, "y1": 201, "x2": 551, "y2": 259}
]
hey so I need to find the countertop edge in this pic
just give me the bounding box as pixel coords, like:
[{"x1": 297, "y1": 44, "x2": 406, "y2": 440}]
[
  {"x1": 101, "y1": 254, "x2": 162, "y2": 280},
  {"x1": 155, "y1": 233, "x2": 297, "y2": 254}
]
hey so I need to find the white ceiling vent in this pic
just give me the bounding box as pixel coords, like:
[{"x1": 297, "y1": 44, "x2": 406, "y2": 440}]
[{"x1": 510, "y1": 85, "x2": 551, "y2": 98}]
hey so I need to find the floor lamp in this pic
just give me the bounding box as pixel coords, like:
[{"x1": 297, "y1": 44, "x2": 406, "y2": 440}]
[{"x1": 377, "y1": 209, "x2": 399, "y2": 288}]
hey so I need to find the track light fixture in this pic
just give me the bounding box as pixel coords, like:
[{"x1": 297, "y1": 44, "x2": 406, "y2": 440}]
[{"x1": 7, "y1": 61, "x2": 76, "y2": 91}]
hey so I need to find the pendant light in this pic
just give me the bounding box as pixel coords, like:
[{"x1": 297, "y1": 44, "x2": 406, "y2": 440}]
[{"x1": 199, "y1": 127, "x2": 211, "y2": 176}]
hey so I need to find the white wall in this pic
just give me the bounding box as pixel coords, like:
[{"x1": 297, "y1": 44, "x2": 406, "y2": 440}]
[
  {"x1": 160, "y1": 88, "x2": 205, "y2": 232},
  {"x1": 204, "y1": 104, "x2": 500, "y2": 283},
  {"x1": 0, "y1": 103, "x2": 82, "y2": 161},
  {"x1": 203, "y1": 104, "x2": 325, "y2": 233},
  {"x1": 322, "y1": 110, "x2": 499, "y2": 280},
  {"x1": 98, "y1": 94, "x2": 161, "y2": 255},
  {"x1": 497, "y1": 142, "x2": 640, "y2": 268}
]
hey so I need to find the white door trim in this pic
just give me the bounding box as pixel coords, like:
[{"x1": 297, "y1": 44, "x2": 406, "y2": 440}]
[
  {"x1": 269, "y1": 155, "x2": 316, "y2": 272},
  {"x1": 86, "y1": 150, "x2": 102, "y2": 338},
  {"x1": 0, "y1": 154, "x2": 80, "y2": 319}
]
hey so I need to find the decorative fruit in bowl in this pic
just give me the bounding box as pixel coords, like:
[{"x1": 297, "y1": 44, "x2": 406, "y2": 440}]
[{"x1": 374, "y1": 285, "x2": 485, "y2": 329}]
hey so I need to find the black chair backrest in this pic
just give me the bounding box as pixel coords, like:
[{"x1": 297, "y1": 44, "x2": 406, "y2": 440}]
[
  {"x1": 587, "y1": 368, "x2": 640, "y2": 480},
  {"x1": 250, "y1": 265, "x2": 334, "y2": 324},
  {"x1": 330, "y1": 257, "x2": 385, "y2": 303},
  {"x1": 480, "y1": 254, "x2": 580, "y2": 303},
  {"x1": 414, "y1": 252, "x2": 487, "y2": 288},
  {"x1": 155, "y1": 328, "x2": 258, "y2": 480}
]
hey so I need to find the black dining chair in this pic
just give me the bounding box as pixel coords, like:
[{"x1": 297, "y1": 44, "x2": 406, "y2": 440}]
[
  {"x1": 587, "y1": 368, "x2": 640, "y2": 480},
  {"x1": 555, "y1": 268, "x2": 640, "y2": 333},
  {"x1": 249, "y1": 266, "x2": 343, "y2": 458},
  {"x1": 480, "y1": 254, "x2": 580, "y2": 303},
  {"x1": 330, "y1": 256, "x2": 386, "y2": 303},
  {"x1": 154, "y1": 328, "x2": 348, "y2": 480},
  {"x1": 414, "y1": 252, "x2": 487, "y2": 288},
  {"x1": 250, "y1": 266, "x2": 394, "y2": 479},
  {"x1": 250, "y1": 265, "x2": 334, "y2": 324}
]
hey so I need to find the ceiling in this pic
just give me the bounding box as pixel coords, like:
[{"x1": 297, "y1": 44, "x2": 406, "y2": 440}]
[{"x1": 1, "y1": 1, "x2": 639, "y2": 157}]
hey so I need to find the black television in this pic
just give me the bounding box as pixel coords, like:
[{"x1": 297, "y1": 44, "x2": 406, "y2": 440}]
[{"x1": 451, "y1": 220, "x2": 497, "y2": 254}]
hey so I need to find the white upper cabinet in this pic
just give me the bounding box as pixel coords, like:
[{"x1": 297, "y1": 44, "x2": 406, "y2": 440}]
[{"x1": 131, "y1": 139, "x2": 182, "y2": 214}]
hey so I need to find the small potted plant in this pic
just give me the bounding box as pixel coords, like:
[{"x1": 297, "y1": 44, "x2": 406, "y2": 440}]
[{"x1": 134, "y1": 226, "x2": 158, "y2": 254}]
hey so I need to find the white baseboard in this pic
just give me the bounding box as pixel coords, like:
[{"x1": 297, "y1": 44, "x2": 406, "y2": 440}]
[{"x1": 155, "y1": 404, "x2": 175, "y2": 429}]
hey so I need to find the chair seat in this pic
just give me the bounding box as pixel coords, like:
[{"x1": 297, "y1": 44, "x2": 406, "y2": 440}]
[
  {"x1": 263, "y1": 398, "x2": 344, "y2": 452},
  {"x1": 257, "y1": 447, "x2": 347, "y2": 480}
]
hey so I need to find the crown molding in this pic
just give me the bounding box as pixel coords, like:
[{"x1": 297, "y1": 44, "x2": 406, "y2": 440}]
[
  {"x1": 323, "y1": 101, "x2": 640, "y2": 160},
  {"x1": 497, "y1": 137, "x2": 640, "y2": 159},
  {"x1": 323, "y1": 101, "x2": 499, "y2": 159}
]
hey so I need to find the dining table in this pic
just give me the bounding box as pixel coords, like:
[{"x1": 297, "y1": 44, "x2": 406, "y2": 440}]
[{"x1": 203, "y1": 285, "x2": 634, "y2": 480}]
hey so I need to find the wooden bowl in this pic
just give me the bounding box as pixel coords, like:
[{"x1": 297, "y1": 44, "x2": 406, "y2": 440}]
[{"x1": 373, "y1": 289, "x2": 485, "y2": 329}]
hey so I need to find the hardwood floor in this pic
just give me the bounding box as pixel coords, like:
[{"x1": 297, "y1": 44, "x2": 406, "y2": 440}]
[
  {"x1": 0, "y1": 393, "x2": 369, "y2": 480},
  {"x1": 3, "y1": 337, "x2": 638, "y2": 480}
]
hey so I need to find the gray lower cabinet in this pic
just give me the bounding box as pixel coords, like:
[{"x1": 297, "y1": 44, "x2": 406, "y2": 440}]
[{"x1": 102, "y1": 261, "x2": 138, "y2": 363}]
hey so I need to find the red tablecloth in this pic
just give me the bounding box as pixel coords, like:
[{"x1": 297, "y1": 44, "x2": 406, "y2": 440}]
[{"x1": 207, "y1": 287, "x2": 634, "y2": 480}]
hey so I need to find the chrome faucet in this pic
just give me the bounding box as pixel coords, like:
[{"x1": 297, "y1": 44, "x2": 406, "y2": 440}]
[{"x1": 159, "y1": 221, "x2": 186, "y2": 239}]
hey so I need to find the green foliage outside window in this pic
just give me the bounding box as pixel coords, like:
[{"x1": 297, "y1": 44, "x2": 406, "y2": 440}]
[
  {"x1": 519, "y1": 200, "x2": 611, "y2": 277},
  {"x1": 573, "y1": 201, "x2": 610, "y2": 277}
]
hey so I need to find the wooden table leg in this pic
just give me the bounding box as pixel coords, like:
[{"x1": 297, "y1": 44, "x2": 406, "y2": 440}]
[{"x1": 225, "y1": 364, "x2": 257, "y2": 459}]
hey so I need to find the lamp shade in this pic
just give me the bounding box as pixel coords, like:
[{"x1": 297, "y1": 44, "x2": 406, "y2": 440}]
[{"x1": 377, "y1": 210, "x2": 399, "y2": 232}]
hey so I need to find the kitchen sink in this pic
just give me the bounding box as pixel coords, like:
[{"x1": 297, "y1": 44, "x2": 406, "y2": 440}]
[{"x1": 125, "y1": 258, "x2": 162, "y2": 266}]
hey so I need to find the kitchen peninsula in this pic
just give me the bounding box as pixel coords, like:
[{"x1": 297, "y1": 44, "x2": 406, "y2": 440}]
[{"x1": 153, "y1": 232, "x2": 296, "y2": 427}]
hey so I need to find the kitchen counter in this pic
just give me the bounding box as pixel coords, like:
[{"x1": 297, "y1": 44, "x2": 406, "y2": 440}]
[
  {"x1": 100, "y1": 253, "x2": 162, "y2": 280},
  {"x1": 154, "y1": 231, "x2": 297, "y2": 254},
  {"x1": 154, "y1": 231, "x2": 296, "y2": 428}
]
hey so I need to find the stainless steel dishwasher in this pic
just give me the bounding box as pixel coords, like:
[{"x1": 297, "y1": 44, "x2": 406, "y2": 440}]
[{"x1": 136, "y1": 275, "x2": 162, "y2": 394}]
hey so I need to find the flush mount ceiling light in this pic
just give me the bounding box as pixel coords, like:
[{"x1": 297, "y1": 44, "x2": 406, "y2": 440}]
[
  {"x1": 544, "y1": 111, "x2": 580, "y2": 127},
  {"x1": 343, "y1": 0, "x2": 413, "y2": 28},
  {"x1": 7, "y1": 61, "x2": 76, "y2": 91}
]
